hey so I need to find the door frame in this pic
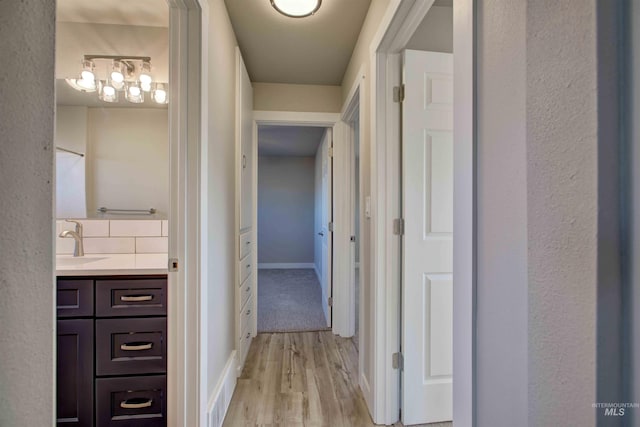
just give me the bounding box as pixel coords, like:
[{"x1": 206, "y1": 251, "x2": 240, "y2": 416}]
[
  {"x1": 369, "y1": 0, "x2": 475, "y2": 425},
  {"x1": 252, "y1": 110, "x2": 355, "y2": 336},
  {"x1": 340, "y1": 66, "x2": 366, "y2": 384},
  {"x1": 166, "y1": 0, "x2": 205, "y2": 426}
]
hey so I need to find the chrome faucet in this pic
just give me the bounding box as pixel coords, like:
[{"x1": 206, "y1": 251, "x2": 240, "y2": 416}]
[{"x1": 59, "y1": 220, "x2": 84, "y2": 257}]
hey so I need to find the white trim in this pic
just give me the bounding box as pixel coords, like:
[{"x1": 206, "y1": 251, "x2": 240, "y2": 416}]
[
  {"x1": 452, "y1": 0, "x2": 475, "y2": 425},
  {"x1": 206, "y1": 351, "x2": 237, "y2": 427},
  {"x1": 314, "y1": 264, "x2": 321, "y2": 282},
  {"x1": 166, "y1": 1, "x2": 203, "y2": 426},
  {"x1": 257, "y1": 263, "x2": 316, "y2": 269},
  {"x1": 253, "y1": 110, "x2": 340, "y2": 126}
]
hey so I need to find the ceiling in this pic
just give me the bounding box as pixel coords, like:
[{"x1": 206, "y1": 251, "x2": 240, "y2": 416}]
[
  {"x1": 225, "y1": 0, "x2": 371, "y2": 85},
  {"x1": 57, "y1": 0, "x2": 169, "y2": 27},
  {"x1": 258, "y1": 126, "x2": 326, "y2": 157}
]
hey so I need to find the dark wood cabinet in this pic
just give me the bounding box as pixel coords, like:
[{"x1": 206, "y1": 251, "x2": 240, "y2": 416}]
[
  {"x1": 57, "y1": 319, "x2": 94, "y2": 427},
  {"x1": 56, "y1": 275, "x2": 167, "y2": 427}
]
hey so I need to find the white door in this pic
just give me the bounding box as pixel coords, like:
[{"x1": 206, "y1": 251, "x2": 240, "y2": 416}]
[
  {"x1": 320, "y1": 129, "x2": 333, "y2": 327},
  {"x1": 401, "y1": 50, "x2": 453, "y2": 425}
]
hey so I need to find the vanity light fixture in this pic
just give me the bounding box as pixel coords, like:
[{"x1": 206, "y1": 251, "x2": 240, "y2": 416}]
[
  {"x1": 66, "y1": 55, "x2": 168, "y2": 105},
  {"x1": 270, "y1": 0, "x2": 321, "y2": 18}
]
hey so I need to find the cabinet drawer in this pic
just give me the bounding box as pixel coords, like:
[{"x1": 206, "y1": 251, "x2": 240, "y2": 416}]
[
  {"x1": 239, "y1": 231, "x2": 252, "y2": 260},
  {"x1": 239, "y1": 274, "x2": 252, "y2": 310},
  {"x1": 239, "y1": 296, "x2": 254, "y2": 339},
  {"x1": 57, "y1": 279, "x2": 94, "y2": 318},
  {"x1": 238, "y1": 254, "x2": 252, "y2": 286},
  {"x1": 96, "y1": 318, "x2": 167, "y2": 376},
  {"x1": 96, "y1": 375, "x2": 166, "y2": 427},
  {"x1": 96, "y1": 278, "x2": 167, "y2": 317}
]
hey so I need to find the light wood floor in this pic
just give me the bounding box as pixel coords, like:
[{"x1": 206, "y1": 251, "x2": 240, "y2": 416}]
[{"x1": 223, "y1": 331, "x2": 452, "y2": 427}]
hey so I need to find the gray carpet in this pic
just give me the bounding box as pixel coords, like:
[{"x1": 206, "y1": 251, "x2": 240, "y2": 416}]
[{"x1": 257, "y1": 269, "x2": 329, "y2": 333}]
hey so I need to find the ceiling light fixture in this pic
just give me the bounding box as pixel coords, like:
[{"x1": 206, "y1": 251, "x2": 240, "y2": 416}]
[
  {"x1": 270, "y1": 0, "x2": 321, "y2": 18},
  {"x1": 66, "y1": 55, "x2": 168, "y2": 105}
]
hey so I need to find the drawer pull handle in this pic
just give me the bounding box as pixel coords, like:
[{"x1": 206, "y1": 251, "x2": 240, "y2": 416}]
[
  {"x1": 246, "y1": 264, "x2": 250, "y2": 269},
  {"x1": 121, "y1": 342, "x2": 153, "y2": 351},
  {"x1": 120, "y1": 398, "x2": 153, "y2": 409},
  {"x1": 246, "y1": 286, "x2": 251, "y2": 292},
  {"x1": 246, "y1": 309, "x2": 251, "y2": 316},
  {"x1": 121, "y1": 295, "x2": 153, "y2": 302},
  {"x1": 246, "y1": 332, "x2": 251, "y2": 339},
  {"x1": 246, "y1": 241, "x2": 251, "y2": 244}
]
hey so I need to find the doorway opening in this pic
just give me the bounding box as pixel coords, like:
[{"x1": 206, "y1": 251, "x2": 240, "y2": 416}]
[{"x1": 256, "y1": 125, "x2": 333, "y2": 333}]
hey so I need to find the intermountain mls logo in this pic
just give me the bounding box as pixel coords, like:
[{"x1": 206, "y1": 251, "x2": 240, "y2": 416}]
[{"x1": 592, "y1": 402, "x2": 639, "y2": 417}]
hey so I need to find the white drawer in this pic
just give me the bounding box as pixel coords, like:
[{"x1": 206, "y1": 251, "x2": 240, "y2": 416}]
[
  {"x1": 239, "y1": 296, "x2": 253, "y2": 335},
  {"x1": 239, "y1": 274, "x2": 252, "y2": 310},
  {"x1": 238, "y1": 253, "x2": 252, "y2": 285},
  {"x1": 239, "y1": 232, "x2": 252, "y2": 260}
]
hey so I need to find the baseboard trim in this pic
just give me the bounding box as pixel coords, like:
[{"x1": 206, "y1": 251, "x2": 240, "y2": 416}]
[
  {"x1": 206, "y1": 350, "x2": 237, "y2": 427},
  {"x1": 258, "y1": 263, "x2": 315, "y2": 269}
]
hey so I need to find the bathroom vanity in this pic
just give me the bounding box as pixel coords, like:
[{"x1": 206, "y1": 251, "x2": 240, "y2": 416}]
[{"x1": 56, "y1": 254, "x2": 168, "y2": 427}]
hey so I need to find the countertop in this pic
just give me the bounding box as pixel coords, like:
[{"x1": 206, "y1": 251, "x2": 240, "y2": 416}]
[{"x1": 56, "y1": 253, "x2": 168, "y2": 276}]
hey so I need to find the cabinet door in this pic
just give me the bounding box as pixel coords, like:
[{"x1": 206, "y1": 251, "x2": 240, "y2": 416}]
[
  {"x1": 57, "y1": 319, "x2": 93, "y2": 427},
  {"x1": 237, "y1": 50, "x2": 253, "y2": 231}
]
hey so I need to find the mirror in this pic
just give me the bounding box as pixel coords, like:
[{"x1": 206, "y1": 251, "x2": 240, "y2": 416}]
[{"x1": 55, "y1": 0, "x2": 170, "y2": 219}]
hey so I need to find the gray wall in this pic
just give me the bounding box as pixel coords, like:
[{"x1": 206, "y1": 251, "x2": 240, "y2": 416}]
[
  {"x1": 475, "y1": 0, "x2": 528, "y2": 424},
  {"x1": 258, "y1": 156, "x2": 316, "y2": 264},
  {"x1": 0, "y1": 1, "x2": 55, "y2": 425},
  {"x1": 406, "y1": 5, "x2": 453, "y2": 53},
  {"x1": 627, "y1": 0, "x2": 640, "y2": 424},
  {"x1": 475, "y1": 1, "x2": 623, "y2": 425}
]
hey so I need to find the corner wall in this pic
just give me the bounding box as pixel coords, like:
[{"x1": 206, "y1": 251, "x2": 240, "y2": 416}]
[{"x1": 0, "y1": 1, "x2": 55, "y2": 425}]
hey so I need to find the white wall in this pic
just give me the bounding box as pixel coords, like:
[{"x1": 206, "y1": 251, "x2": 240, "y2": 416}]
[
  {"x1": 85, "y1": 108, "x2": 169, "y2": 217},
  {"x1": 257, "y1": 156, "x2": 316, "y2": 264},
  {"x1": 205, "y1": 0, "x2": 238, "y2": 400},
  {"x1": 405, "y1": 6, "x2": 453, "y2": 52},
  {"x1": 253, "y1": 82, "x2": 342, "y2": 112},
  {"x1": 0, "y1": 1, "x2": 55, "y2": 425}
]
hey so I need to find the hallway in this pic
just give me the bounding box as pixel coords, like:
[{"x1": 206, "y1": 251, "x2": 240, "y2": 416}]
[{"x1": 223, "y1": 331, "x2": 452, "y2": 427}]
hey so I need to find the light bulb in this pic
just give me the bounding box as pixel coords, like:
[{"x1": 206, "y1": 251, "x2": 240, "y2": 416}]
[
  {"x1": 141, "y1": 81, "x2": 152, "y2": 92},
  {"x1": 139, "y1": 61, "x2": 152, "y2": 85},
  {"x1": 152, "y1": 83, "x2": 168, "y2": 104},
  {"x1": 111, "y1": 60, "x2": 125, "y2": 83},
  {"x1": 98, "y1": 80, "x2": 118, "y2": 103},
  {"x1": 125, "y1": 82, "x2": 144, "y2": 103},
  {"x1": 80, "y1": 59, "x2": 95, "y2": 82}
]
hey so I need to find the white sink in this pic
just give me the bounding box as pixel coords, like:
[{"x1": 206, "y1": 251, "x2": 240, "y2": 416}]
[{"x1": 56, "y1": 256, "x2": 107, "y2": 267}]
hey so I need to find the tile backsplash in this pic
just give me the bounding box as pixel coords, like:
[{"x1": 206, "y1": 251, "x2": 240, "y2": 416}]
[{"x1": 56, "y1": 219, "x2": 168, "y2": 255}]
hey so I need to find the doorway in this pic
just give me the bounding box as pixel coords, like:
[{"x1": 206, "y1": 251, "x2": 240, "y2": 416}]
[{"x1": 256, "y1": 125, "x2": 332, "y2": 333}]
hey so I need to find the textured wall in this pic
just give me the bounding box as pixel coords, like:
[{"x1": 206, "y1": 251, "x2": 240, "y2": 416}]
[
  {"x1": 0, "y1": 1, "x2": 55, "y2": 425},
  {"x1": 526, "y1": 1, "x2": 598, "y2": 425},
  {"x1": 257, "y1": 156, "x2": 316, "y2": 264},
  {"x1": 475, "y1": 0, "x2": 528, "y2": 425}
]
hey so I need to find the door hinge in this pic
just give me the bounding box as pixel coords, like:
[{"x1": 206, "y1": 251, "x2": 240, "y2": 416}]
[
  {"x1": 328, "y1": 297, "x2": 333, "y2": 306},
  {"x1": 168, "y1": 258, "x2": 179, "y2": 272},
  {"x1": 393, "y1": 84, "x2": 405, "y2": 103},
  {"x1": 328, "y1": 222, "x2": 334, "y2": 232},
  {"x1": 393, "y1": 218, "x2": 405, "y2": 236},
  {"x1": 328, "y1": 147, "x2": 334, "y2": 157},
  {"x1": 350, "y1": 235, "x2": 356, "y2": 242},
  {"x1": 392, "y1": 352, "x2": 404, "y2": 370}
]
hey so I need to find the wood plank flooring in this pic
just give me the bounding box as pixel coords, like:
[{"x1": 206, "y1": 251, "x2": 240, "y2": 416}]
[{"x1": 223, "y1": 331, "x2": 452, "y2": 427}]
